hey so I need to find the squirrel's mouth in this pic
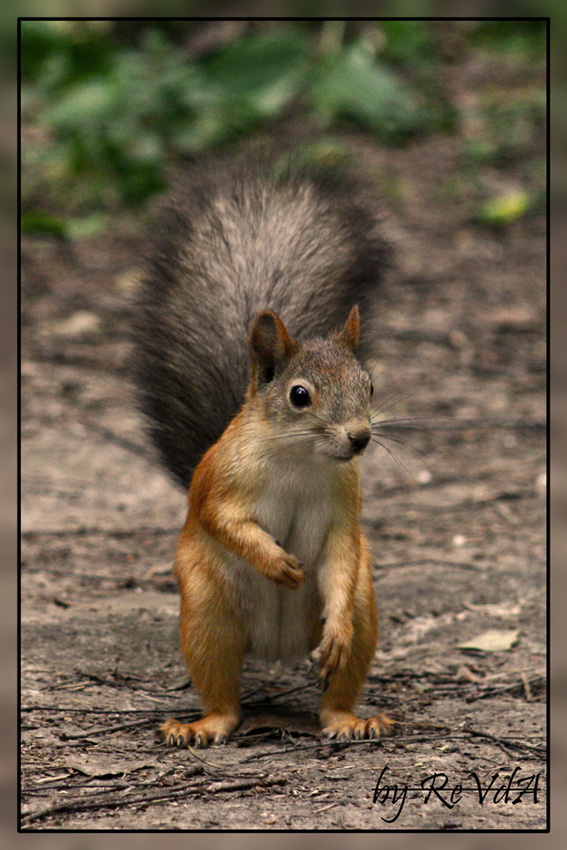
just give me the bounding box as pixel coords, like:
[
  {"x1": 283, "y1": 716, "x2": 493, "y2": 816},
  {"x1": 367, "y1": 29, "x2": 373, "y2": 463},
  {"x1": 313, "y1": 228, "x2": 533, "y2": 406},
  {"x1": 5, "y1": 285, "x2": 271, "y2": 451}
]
[
  {"x1": 321, "y1": 448, "x2": 356, "y2": 463},
  {"x1": 315, "y1": 433, "x2": 370, "y2": 463}
]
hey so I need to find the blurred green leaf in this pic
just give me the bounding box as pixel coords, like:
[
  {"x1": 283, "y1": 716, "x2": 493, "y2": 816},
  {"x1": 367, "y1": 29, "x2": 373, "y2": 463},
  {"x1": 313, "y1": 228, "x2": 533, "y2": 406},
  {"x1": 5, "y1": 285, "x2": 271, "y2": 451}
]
[
  {"x1": 309, "y1": 43, "x2": 427, "y2": 143},
  {"x1": 380, "y1": 20, "x2": 434, "y2": 66},
  {"x1": 203, "y1": 28, "x2": 309, "y2": 105},
  {"x1": 21, "y1": 211, "x2": 67, "y2": 237},
  {"x1": 468, "y1": 20, "x2": 547, "y2": 56},
  {"x1": 47, "y1": 79, "x2": 116, "y2": 133},
  {"x1": 66, "y1": 213, "x2": 109, "y2": 239},
  {"x1": 20, "y1": 21, "x2": 62, "y2": 79},
  {"x1": 21, "y1": 20, "x2": 113, "y2": 91},
  {"x1": 476, "y1": 191, "x2": 533, "y2": 226}
]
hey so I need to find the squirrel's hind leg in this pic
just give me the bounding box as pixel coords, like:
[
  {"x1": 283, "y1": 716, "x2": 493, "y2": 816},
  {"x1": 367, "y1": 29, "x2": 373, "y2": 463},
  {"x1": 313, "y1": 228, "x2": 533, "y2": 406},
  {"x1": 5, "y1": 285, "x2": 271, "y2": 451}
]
[
  {"x1": 160, "y1": 568, "x2": 246, "y2": 748},
  {"x1": 319, "y1": 562, "x2": 399, "y2": 742}
]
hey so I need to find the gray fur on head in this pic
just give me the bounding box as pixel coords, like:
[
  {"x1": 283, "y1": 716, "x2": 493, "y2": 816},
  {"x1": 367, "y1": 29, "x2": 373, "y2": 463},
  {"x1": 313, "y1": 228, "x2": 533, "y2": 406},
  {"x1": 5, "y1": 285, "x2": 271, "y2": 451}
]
[{"x1": 132, "y1": 153, "x2": 392, "y2": 488}]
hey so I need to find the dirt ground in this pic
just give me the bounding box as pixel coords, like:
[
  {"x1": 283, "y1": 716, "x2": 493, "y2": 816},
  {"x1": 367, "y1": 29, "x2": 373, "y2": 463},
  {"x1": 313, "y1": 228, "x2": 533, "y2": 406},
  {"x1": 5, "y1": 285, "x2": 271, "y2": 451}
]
[{"x1": 20, "y1": 61, "x2": 547, "y2": 831}]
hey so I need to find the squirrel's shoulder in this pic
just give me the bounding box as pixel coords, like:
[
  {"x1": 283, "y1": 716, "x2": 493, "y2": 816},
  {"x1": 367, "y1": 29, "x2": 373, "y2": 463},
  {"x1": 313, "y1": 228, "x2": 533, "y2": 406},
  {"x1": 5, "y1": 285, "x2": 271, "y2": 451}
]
[{"x1": 134, "y1": 150, "x2": 391, "y2": 489}]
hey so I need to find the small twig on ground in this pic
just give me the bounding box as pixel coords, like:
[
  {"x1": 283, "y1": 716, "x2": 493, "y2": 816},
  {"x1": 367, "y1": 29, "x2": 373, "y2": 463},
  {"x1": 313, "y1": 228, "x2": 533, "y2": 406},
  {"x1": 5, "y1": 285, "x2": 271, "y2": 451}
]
[
  {"x1": 21, "y1": 772, "x2": 285, "y2": 826},
  {"x1": 521, "y1": 672, "x2": 533, "y2": 701},
  {"x1": 34, "y1": 773, "x2": 70, "y2": 785},
  {"x1": 313, "y1": 801, "x2": 340, "y2": 815},
  {"x1": 21, "y1": 766, "x2": 205, "y2": 825},
  {"x1": 465, "y1": 675, "x2": 545, "y2": 702},
  {"x1": 463, "y1": 727, "x2": 546, "y2": 757},
  {"x1": 59, "y1": 717, "x2": 161, "y2": 739},
  {"x1": 240, "y1": 725, "x2": 547, "y2": 764},
  {"x1": 207, "y1": 776, "x2": 285, "y2": 794},
  {"x1": 239, "y1": 735, "x2": 413, "y2": 763},
  {"x1": 185, "y1": 745, "x2": 226, "y2": 770}
]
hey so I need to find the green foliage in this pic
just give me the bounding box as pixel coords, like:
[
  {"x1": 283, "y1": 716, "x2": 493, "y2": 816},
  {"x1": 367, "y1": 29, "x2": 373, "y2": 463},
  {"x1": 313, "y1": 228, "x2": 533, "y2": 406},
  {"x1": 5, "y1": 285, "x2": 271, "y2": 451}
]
[
  {"x1": 202, "y1": 29, "x2": 308, "y2": 109},
  {"x1": 21, "y1": 20, "x2": 450, "y2": 230},
  {"x1": 309, "y1": 42, "x2": 428, "y2": 143},
  {"x1": 462, "y1": 88, "x2": 546, "y2": 168},
  {"x1": 21, "y1": 20, "x2": 545, "y2": 236},
  {"x1": 476, "y1": 190, "x2": 535, "y2": 227},
  {"x1": 20, "y1": 20, "x2": 113, "y2": 85},
  {"x1": 467, "y1": 19, "x2": 547, "y2": 56},
  {"x1": 379, "y1": 20, "x2": 434, "y2": 66},
  {"x1": 20, "y1": 211, "x2": 67, "y2": 238}
]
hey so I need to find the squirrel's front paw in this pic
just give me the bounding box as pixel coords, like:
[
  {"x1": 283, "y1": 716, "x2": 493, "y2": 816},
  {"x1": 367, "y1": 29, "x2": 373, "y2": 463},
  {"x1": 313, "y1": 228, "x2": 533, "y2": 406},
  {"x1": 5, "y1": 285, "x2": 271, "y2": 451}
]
[
  {"x1": 269, "y1": 550, "x2": 305, "y2": 590},
  {"x1": 311, "y1": 624, "x2": 353, "y2": 689}
]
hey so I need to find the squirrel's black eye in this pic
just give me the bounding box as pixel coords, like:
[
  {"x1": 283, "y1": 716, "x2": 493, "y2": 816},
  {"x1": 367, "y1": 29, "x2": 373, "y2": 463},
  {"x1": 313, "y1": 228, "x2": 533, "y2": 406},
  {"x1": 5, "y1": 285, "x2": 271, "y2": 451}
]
[
  {"x1": 370, "y1": 382, "x2": 374, "y2": 397},
  {"x1": 290, "y1": 385, "x2": 311, "y2": 407}
]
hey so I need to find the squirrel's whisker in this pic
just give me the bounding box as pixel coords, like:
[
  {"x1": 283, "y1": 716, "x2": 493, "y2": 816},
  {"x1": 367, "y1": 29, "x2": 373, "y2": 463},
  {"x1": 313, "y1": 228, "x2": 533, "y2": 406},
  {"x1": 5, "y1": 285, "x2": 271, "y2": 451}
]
[
  {"x1": 371, "y1": 431, "x2": 425, "y2": 461},
  {"x1": 371, "y1": 437, "x2": 416, "y2": 481}
]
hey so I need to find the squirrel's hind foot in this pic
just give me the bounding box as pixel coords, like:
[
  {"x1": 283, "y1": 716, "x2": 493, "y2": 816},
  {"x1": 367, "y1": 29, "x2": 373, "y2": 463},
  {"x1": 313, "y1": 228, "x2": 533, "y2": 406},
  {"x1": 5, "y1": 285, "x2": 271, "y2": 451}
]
[
  {"x1": 321, "y1": 711, "x2": 400, "y2": 743},
  {"x1": 159, "y1": 714, "x2": 239, "y2": 748}
]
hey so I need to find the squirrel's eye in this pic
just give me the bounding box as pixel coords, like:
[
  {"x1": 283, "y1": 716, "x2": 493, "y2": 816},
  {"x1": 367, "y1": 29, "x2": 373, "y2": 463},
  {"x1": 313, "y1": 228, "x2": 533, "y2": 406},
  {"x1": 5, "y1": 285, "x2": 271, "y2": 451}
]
[
  {"x1": 290, "y1": 385, "x2": 311, "y2": 408},
  {"x1": 370, "y1": 382, "x2": 374, "y2": 397}
]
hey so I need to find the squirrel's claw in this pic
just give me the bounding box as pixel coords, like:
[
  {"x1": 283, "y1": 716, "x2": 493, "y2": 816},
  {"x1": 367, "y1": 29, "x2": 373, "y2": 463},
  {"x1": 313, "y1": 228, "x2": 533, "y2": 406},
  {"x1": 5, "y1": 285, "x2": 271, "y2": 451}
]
[
  {"x1": 311, "y1": 626, "x2": 352, "y2": 689},
  {"x1": 272, "y1": 551, "x2": 305, "y2": 589}
]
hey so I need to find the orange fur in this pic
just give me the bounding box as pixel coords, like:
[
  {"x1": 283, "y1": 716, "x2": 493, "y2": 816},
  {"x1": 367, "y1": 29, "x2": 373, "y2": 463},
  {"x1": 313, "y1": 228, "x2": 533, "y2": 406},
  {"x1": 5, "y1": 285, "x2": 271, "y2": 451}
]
[{"x1": 159, "y1": 311, "x2": 397, "y2": 747}]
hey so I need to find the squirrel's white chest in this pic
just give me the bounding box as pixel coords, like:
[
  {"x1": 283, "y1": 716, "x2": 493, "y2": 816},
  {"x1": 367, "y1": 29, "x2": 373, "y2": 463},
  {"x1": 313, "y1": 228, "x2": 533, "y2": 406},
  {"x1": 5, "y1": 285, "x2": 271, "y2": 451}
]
[
  {"x1": 253, "y1": 464, "x2": 334, "y2": 563},
  {"x1": 244, "y1": 464, "x2": 334, "y2": 663}
]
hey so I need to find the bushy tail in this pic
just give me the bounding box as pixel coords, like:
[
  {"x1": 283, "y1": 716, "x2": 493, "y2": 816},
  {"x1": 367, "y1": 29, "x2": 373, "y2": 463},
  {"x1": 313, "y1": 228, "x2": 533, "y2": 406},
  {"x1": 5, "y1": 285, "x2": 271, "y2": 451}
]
[{"x1": 132, "y1": 154, "x2": 392, "y2": 488}]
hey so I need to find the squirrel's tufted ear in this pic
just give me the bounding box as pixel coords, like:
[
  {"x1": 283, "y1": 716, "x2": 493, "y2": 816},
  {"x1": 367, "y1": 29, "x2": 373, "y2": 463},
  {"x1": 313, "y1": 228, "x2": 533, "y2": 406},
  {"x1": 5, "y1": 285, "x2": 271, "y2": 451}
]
[
  {"x1": 249, "y1": 310, "x2": 296, "y2": 386},
  {"x1": 335, "y1": 304, "x2": 360, "y2": 352}
]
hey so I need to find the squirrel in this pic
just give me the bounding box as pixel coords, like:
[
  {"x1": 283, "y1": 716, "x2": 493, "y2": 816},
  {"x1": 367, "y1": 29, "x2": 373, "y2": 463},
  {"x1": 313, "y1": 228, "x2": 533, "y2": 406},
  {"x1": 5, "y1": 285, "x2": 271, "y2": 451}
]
[{"x1": 133, "y1": 153, "x2": 398, "y2": 746}]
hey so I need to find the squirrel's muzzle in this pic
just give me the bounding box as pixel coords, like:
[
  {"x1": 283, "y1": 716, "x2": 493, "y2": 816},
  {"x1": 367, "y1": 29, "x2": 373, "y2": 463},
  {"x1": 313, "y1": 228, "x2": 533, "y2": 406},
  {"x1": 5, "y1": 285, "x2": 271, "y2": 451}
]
[{"x1": 347, "y1": 425, "x2": 372, "y2": 455}]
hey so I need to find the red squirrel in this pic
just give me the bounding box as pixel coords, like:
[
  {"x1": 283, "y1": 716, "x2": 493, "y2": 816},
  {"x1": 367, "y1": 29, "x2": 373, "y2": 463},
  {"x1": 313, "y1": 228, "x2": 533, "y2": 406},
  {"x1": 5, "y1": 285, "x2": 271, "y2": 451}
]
[{"x1": 133, "y1": 155, "x2": 396, "y2": 745}]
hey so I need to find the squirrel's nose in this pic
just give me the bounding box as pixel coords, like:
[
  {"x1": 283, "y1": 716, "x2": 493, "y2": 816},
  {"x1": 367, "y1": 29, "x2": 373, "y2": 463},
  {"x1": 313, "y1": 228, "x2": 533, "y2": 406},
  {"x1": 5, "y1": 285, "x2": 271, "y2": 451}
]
[{"x1": 347, "y1": 425, "x2": 371, "y2": 454}]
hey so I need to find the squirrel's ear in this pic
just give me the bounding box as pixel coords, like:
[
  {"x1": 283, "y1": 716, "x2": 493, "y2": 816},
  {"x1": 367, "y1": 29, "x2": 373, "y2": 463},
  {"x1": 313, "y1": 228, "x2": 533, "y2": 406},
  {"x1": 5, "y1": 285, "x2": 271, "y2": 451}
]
[
  {"x1": 335, "y1": 304, "x2": 360, "y2": 352},
  {"x1": 249, "y1": 310, "x2": 296, "y2": 386}
]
